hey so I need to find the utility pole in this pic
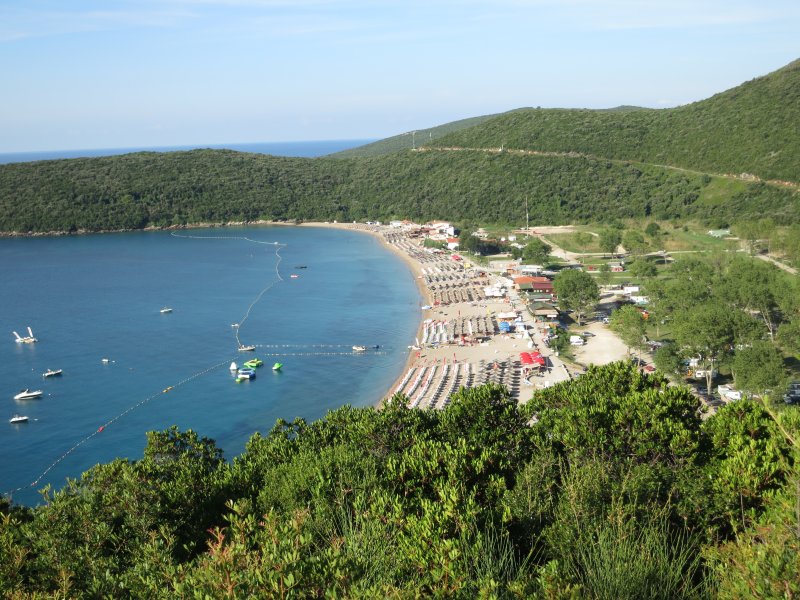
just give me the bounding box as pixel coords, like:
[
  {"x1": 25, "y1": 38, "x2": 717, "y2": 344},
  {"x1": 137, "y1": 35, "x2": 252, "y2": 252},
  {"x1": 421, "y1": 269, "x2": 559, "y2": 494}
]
[{"x1": 525, "y1": 195, "x2": 529, "y2": 231}]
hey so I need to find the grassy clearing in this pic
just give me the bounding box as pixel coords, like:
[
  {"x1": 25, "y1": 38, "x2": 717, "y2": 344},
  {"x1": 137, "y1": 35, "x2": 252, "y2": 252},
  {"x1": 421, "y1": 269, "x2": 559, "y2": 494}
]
[{"x1": 544, "y1": 231, "x2": 603, "y2": 253}]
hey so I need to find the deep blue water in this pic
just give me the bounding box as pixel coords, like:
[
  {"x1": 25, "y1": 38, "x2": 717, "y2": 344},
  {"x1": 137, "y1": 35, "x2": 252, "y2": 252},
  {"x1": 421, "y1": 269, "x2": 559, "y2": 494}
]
[
  {"x1": 0, "y1": 139, "x2": 376, "y2": 165},
  {"x1": 0, "y1": 226, "x2": 420, "y2": 505}
]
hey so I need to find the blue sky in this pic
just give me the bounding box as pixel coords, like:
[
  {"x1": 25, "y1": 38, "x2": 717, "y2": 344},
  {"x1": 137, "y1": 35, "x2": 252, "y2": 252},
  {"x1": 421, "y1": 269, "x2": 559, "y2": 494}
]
[{"x1": 1, "y1": 0, "x2": 798, "y2": 152}]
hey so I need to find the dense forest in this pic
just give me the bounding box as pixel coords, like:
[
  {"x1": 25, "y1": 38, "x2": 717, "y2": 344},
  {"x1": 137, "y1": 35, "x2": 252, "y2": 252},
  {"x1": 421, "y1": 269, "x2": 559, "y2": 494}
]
[
  {"x1": 430, "y1": 59, "x2": 800, "y2": 183},
  {"x1": 1, "y1": 59, "x2": 798, "y2": 234},
  {"x1": 0, "y1": 147, "x2": 797, "y2": 234},
  {"x1": 1, "y1": 362, "x2": 797, "y2": 597}
]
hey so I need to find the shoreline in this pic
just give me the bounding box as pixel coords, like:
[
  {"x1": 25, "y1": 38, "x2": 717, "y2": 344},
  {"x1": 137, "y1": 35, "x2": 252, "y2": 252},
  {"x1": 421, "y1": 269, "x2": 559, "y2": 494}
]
[
  {"x1": 297, "y1": 222, "x2": 431, "y2": 408},
  {"x1": 1, "y1": 220, "x2": 595, "y2": 411}
]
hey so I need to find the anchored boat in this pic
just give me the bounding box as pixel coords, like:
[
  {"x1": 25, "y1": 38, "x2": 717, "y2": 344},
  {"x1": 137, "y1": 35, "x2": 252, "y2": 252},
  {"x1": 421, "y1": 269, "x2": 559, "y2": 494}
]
[
  {"x1": 43, "y1": 369, "x2": 63, "y2": 378},
  {"x1": 12, "y1": 327, "x2": 37, "y2": 344},
  {"x1": 9, "y1": 414, "x2": 29, "y2": 424},
  {"x1": 238, "y1": 345, "x2": 256, "y2": 352},
  {"x1": 352, "y1": 345, "x2": 367, "y2": 352},
  {"x1": 13, "y1": 389, "x2": 43, "y2": 401},
  {"x1": 160, "y1": 307, "x2": 173, "y2": 314}
]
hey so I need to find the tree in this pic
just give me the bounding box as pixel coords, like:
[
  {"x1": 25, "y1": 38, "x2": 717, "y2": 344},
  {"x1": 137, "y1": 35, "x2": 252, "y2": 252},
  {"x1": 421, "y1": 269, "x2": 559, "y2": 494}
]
[
  {"x1": 610, "y1": 305, "x2": 647, "y2": 358},
  {"x1": 628, "y1": 258, "x2": 658, "y2": 279},
  {"x1": 653, "y1": 343, "x2": 683, "y2": 377},
  {"x1": 673, "y1": 303, "x2": 736, "y2": 398},
  {"x1": 459, "y1": 228, "x2": 481, "y2": 254},
  {"x1": 622, "y1": 230, "x2": 649, "y2": 257},
  {"x1": 553, "y1": 269, "x2": 599, "y2": 325},
  {"x1": 598, "y1": 262, "x2": 613, "y2": 286},
  {"x1": 599, "y1": 229, "x2": 622, "y2": 258},
  {"x1": 645, "y1": 222, "x2": 662, "y2": 239},
  {"x1": 731, "y1": 341, "x2": 786, "y2": 395},
  {"x1": 522, "y1": 238, "x2": 552, "y2": 264},
  {"x1": 719, "y1": 256, "x2": 785, "y2": 340},
  {"x1": 574, "y1": 231, "x2": 594, "y2": 249}
]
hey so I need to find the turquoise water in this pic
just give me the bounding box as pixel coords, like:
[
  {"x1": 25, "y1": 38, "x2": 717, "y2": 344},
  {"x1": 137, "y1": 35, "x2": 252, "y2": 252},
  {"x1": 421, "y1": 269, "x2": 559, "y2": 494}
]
[{"x1": 0, "y1": 226, "x2": 420, "y2": 505}]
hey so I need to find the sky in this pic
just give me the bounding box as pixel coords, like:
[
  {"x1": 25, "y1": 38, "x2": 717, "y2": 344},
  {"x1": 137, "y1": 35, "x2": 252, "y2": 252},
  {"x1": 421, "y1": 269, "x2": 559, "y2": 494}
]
[{"x1": 1, "y1": 0, "x2": 798, "y2": 152}]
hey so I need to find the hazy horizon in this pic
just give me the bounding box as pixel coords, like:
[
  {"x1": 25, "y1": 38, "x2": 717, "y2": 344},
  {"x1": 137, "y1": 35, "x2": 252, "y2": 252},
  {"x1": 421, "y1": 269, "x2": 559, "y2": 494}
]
[{"x1": 2, "y1": 0, "x2": 798, "y2": 153}]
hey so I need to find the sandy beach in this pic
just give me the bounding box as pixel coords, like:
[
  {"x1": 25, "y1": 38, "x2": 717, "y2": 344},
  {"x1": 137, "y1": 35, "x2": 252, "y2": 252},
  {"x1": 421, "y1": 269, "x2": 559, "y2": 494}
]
[{"x1": 304, "y1": 222, "x2": 581, "y2": 410}]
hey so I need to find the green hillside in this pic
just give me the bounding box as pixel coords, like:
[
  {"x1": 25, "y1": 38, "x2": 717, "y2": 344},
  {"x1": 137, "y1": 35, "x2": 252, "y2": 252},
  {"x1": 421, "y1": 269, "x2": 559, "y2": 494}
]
[
  {"x1": 1, "y1": 60, "x2": 798, "y2": 234},
  {"x1": 328, "y1": 113, "x2": 501, "y2": 158},
  {"x1": 1, "y1": 148, "x2": 797, "y2": 233},
  {"x1": 429, "y1": 59, "x2": 800, "y2": 182}
]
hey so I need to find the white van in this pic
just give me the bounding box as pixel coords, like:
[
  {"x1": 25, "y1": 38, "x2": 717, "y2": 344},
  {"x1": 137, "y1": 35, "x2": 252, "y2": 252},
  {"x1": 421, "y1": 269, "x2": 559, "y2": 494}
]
[{"x1": 569, "y1": 335, "x2": 585, "y2": 346}]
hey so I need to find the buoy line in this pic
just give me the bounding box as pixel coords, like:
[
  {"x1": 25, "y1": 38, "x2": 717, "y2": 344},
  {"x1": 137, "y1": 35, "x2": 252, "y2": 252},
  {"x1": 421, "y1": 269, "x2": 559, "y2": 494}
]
[
  {"x1": 169, "y1": 231, "x2": 286, "y2": 350},
  {"x1": 254, "y1": 351, "x2": 388, "y2": 357},
  {"x1": 3, "y1": 358, "x2": 233, "y2": 498}
]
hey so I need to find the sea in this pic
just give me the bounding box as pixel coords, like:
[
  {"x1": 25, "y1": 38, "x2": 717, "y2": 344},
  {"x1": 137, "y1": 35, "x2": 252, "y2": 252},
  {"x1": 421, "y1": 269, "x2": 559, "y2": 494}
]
[
  {"x1": 0, "y1": 226, "x2": 421, "y2": 506},
  {"x1": 0, "y1": 139, "x2": 375, "y2": 165}
]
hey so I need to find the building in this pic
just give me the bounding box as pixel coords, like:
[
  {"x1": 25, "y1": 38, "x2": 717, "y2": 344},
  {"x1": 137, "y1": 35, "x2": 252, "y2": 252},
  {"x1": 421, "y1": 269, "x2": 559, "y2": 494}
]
[
  {"x1": 513, "y1": 276, "x2": 554, "y2": 295},
  {"x1": 446, "y1": 237, "x2": 460, "y2": 250}
]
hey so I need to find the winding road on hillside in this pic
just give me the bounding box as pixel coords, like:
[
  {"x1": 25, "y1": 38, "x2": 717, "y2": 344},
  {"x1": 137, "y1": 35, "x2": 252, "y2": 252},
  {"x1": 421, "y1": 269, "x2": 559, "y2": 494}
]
[{"x1": 416, "y1": 146, "x2": 799, "y2": 191}]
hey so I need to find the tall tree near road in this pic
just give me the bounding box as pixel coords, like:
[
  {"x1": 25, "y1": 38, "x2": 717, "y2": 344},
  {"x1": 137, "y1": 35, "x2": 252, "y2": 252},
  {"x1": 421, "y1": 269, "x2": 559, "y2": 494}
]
[
  {"x1": 673, "y1": 303, "x2": 736, "y2": 399},
  {"x1": 522, "y1": 238, "x2": 552, "y2": 264},
  {"x1": 599, "y1": 229, "x2": 622, "y2": 258},
  {"x1": 610, "y1": 305, "x2": 648, "y2": 359},
  {"x1": 554, "y1": 269, "x2": 599, "y2": 326}
]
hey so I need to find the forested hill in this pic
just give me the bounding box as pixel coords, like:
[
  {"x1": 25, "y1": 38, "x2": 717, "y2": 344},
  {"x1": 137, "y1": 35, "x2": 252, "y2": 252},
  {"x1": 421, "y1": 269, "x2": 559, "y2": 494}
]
[
  {"x1": 1, "y1": 147, "x2": 798, "y2": 233},
  {"x1": 1, "y1": 60, "x2": 798, "y2": 234},
  {"x1": 427, "y1": 59, "x2": 800, "y2": 182}
]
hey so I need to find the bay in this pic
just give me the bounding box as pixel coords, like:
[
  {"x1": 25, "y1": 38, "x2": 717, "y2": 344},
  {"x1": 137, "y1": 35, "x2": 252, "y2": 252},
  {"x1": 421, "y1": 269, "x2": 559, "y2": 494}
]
[{"x1": 0, "y1": 226, "x2": 420, "y2": 506}]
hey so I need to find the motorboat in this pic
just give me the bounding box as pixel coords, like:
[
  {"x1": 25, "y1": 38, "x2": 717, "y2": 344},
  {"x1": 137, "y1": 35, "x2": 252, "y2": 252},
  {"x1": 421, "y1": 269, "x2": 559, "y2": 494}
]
[
  {"x1": 238, "y1": 345, "x2": 256, "y2": 352},
  {"x1": 352, "y1": 345, "x2": 367, "y2": 352},
  {"x1": 160, "y1": 307, "x2": 173, "y2": 314},
  {"x1": 272, "y1": 362, "x2": 283, "y2": 371},
  {"x1": 13, "y1": 327, "x2": 37, "y2": 344},
  {"x1": 290, "y1": 274, "x2": 299, "y2": 279},
  {"x1": 43, "y1": 368, "x2": 63, "y2": 378},
  {"x1": 13, "y1": 389, "x2": 43, "y2": 401},
  {"x1": 294, "y1": 265, "x2": 307, "y2": 269},
  {"x1": 9, "y1": 414, "x2": 29, "y2": 424},
  {"x1": 101, "y1": 358, "x2": 110, "y2": 364}
]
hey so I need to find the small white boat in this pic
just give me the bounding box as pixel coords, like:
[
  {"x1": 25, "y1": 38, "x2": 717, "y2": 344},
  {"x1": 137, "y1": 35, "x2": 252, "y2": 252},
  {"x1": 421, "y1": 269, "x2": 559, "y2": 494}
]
[
  {"x1": 229, "y1": 361, "x2": 238, "y2": 371},
  {"x1": 13, "y1": 389, "x2": 43, "y2": 401},
  {"x1": 43, "y1": 368, "x2": 63, "y2": 378},
  {"x1": 9, "y1": 414, "x2": 29, "y2": 424},
  {"x1": 290, "y1": 274, "x2": 299, "y2": 279},
  {"x1": 352, "y1": 345, "x2": 367, "y2": 352},
  {"x1": 160, "y1": 307, "x2": 173, "y2": 314},
  {"x1": 238, "y1": 345, "x2": 256, "y2": 352},
  {"x1": 101, "y1": 358, "x2": 110, "y2": 364},
  {"x1": 12, "y1": 327, "x2": 37, "y2": 344}
]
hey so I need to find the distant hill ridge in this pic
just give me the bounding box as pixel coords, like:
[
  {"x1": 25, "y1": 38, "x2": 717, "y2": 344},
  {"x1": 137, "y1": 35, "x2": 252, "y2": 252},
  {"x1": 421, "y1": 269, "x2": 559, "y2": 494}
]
[
  {"x1": 422, "y1": 59, "x2": 800, "y2": 182},
  {"x1": 0, "y1": 59, "x2": 797, "y2": 233}
]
